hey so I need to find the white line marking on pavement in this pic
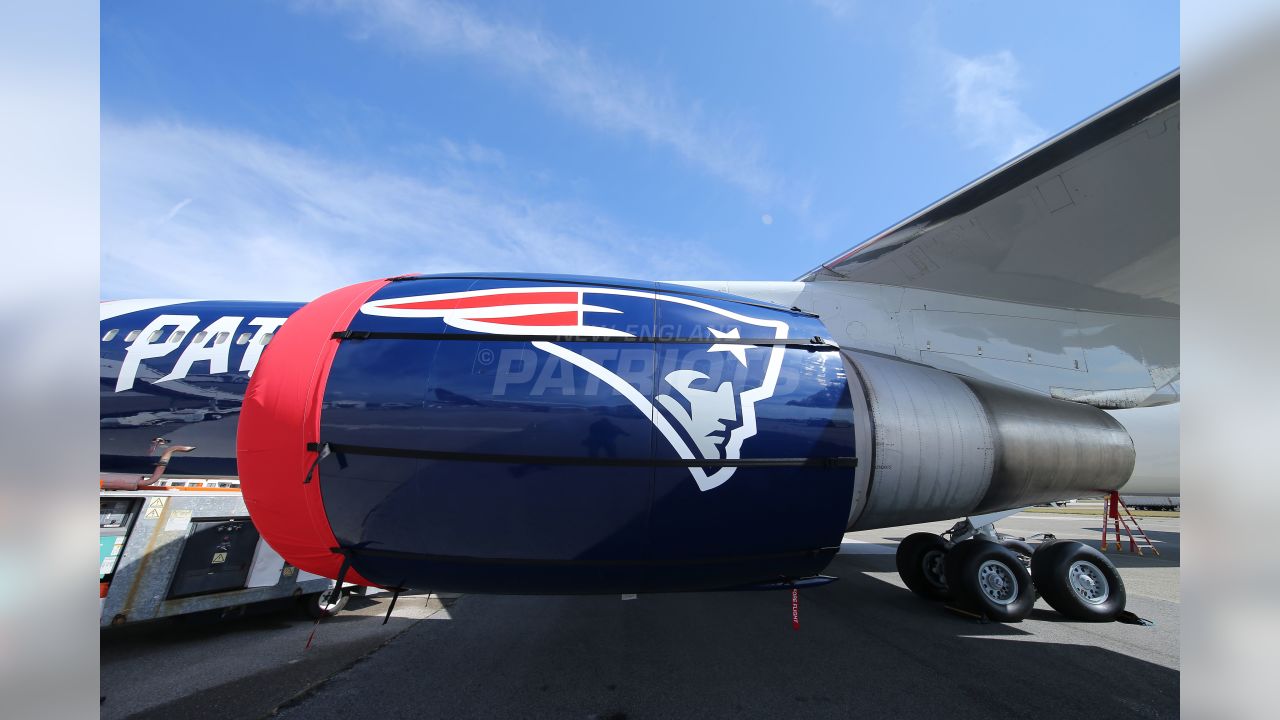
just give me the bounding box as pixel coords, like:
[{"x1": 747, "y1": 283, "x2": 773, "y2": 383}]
[{"x1": 838, "y1": 540, "x2": 897, "y2": 555}]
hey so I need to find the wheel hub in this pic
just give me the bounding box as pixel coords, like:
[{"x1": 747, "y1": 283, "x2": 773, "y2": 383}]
[
  {"x1": 923, "y1": 549, "x2": 948, "y2": 589},
  {"x1": 1068, "y1": 561, "x2": 1110, "y2": 605},
  {"x1": 977, "y1": 560, "x2": 1018, "y2": 605}
]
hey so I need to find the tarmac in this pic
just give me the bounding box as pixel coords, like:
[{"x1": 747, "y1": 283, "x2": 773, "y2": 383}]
[{"x1": 100, "y1": 511, "x2": 1180, "y2": 719}]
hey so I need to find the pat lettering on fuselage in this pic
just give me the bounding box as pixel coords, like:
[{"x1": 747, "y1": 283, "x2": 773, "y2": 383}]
[{"x1": 105, "y1": 308, "x2": 293, "y2": 392}]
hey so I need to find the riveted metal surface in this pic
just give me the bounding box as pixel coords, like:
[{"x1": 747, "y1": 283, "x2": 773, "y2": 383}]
[
  {"x1": 844, "y1": 351, "x2": 995, "y2": 530},
  {"x1": 962, "y1": 377, "x2": 1135, "y2": 513},
  {"x1": 844, "y1": 351, "x2": 1135, "y2": 530}
]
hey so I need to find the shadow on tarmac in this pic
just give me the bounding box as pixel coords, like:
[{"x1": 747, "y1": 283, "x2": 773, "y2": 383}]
[
  {"x1": 254, "y1": 553, "x2": 1178, "y2": 720},
  {"x1": 104, "y1": 541, "x2": 1178, "y2": 720}
]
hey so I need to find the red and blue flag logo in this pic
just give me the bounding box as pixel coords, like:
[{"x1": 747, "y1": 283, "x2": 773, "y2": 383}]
[{"x1": 362, "y1": 286, "x2": 791, "y2": 491}]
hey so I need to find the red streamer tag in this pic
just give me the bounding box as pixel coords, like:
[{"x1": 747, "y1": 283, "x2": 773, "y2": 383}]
[{"x1": 791, "y1": 588, "x2": 800, "y2": 630}]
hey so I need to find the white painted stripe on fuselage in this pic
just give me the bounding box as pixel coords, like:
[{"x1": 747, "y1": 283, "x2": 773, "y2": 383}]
[{"x1": 100, "y1": 299, "x2": 205, "y2": 321}]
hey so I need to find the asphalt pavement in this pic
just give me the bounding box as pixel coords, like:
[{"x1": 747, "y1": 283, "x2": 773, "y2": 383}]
[{"x1": 100, "y1": 512, "x2": 1180, "y2": 719}]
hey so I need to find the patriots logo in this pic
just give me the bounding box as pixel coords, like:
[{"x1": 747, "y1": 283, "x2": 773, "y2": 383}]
[{"x1": 361, "y1": 287, "x2": 789, "y2": 491}]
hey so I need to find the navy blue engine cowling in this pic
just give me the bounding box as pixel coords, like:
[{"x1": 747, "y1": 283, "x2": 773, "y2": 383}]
[{"x1": 311, "y1": 275, "x2": 859, "y2": 593}]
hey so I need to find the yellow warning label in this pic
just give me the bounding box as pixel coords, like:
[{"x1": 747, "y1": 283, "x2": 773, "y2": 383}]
[
  {"x1": 147, "y1": 497, "x2": 166, "y2": 509},
  {"x1": 164, "y1": 509, "x2": 192, "y2": 533},
  {"x1": 143, "y1": 508, "x2": 161, "y2": 520},
  {"x1": 212, "y1": 552, "x2": 228, "y2": 564}
]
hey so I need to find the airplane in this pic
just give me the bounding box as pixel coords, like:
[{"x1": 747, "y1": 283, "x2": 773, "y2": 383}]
[{"x1": 100, "y1": 71, "x2": 1178, "y2": 624}]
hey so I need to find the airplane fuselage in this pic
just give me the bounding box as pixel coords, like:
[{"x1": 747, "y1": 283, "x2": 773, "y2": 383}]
[{"x1": 101, "y1": 300, "x2": 300, "y2": 476}]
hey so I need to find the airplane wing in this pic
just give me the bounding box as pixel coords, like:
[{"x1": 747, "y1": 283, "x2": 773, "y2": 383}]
[
  {"x1": 686, "y1": 71, "x2": 1179, "y2": 413},
  {"x1": 799, "y1": 71, "x2": 1179, "y2": 320}
]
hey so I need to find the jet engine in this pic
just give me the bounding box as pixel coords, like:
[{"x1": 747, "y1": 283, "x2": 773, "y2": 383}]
[
  {"x1": 236, "y1": 274, "x2": 1134, "y2": 594},
  {"x1": 839, "y1": 350, "x2": 1135, "y2": 531}
]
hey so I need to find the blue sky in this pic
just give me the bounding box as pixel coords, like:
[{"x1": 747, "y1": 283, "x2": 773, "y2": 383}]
[{"x1": 101, "y1": 1, "x2": 1178, "y2": 301}]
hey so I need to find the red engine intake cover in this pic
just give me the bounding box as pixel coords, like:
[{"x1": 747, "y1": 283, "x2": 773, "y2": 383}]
[{"x1": 237, "y1": 278, "x2": 390, "y2": 586}]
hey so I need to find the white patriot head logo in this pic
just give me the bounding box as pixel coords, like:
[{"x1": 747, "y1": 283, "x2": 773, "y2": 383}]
[{"x1": 362, "y1": 286, "x2": 790, "y2": 491}]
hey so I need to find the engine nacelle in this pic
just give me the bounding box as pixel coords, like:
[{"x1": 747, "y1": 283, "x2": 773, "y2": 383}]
[
  {"x1": 236, "y1": 274, "x2": 1135, "y2": 593},
  {"x1": 238, "y1": 275, "x2": 860, "y2": 593},
  {"x1": 840, "y1": 350, "x2": 1136, "y2": 530}
]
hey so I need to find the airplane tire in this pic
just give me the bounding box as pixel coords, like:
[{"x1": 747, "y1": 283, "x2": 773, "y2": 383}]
[
  {"x1": 945, "y1": 540, "x2": 1035, "y2": 622},
  {"x1": 999, "y1": 538, "x2": 1035, "y2": 559},
  {"x1": 1031, "y1": 541, "x2": 1126, "y2": 621},
  {"x1": 1032, "y1": 538, "x2": 1062, "y2": 558},
  {"x1": 1000, "y1": 538, "x2": 1038, "y2": 596},
  {"x1": 895, "y1": 532, "x2": 953, "y2": 600}
]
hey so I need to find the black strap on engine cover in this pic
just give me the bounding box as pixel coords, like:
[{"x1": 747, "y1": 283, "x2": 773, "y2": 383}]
[
  {"x1": 331, "y1": 330, "x2": 837, "y2": 351},
  {"x1": 303, "y1": 442, "x2": 330, "y2": 484},
  {"x1": 382, "y1": 588, "x2": 405, "y2": 625},
  {"x1": 306, "y1": 441, "x2": 855, "y2": 470}
]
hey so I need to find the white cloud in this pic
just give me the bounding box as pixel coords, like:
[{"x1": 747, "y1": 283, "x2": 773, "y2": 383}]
[
  {"x1": 810, "y1": 0, "x2": 855, "y2": 20},
  {"x1": 159, "y1": 197, "x2": 193, "y2": 225},
  {"x1": 944, "y1": 49, "x2": 1046, "y2": 162},
  {"x1": 439, "y1": 138, "x2": 505, "y2": 168},
  {"x1": 102, "y1": 120, "x2": 725, "y2": 301},
  {"x1": 913, "y1": 12, "x2": 1046, "y2": 163},
  {"x1": 297, "y1": 0, "x2": 780, "y2": 199}
]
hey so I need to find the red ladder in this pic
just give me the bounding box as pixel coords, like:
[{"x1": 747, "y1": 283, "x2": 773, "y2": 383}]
[{"x1": 1101, "y1": 490, "x2": 1159, "y2": 556}]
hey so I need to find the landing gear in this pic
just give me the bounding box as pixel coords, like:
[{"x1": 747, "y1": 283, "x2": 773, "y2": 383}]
[
  {"x1": 944, "y1": 540, "x2": 1035, "y2": 622},
  {"x1": 891, "y1": 516, "x2": 1127, "y2": 623},
  {"x1": 998, "y1": 537, "x2": 1035, "y2": 559},
  {"x1": 895, "y1": 532, "x2": 953, "y2": 600},
  {"x1": 1031, "y1": 541, "x2": 1126, "y2": 621}
]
